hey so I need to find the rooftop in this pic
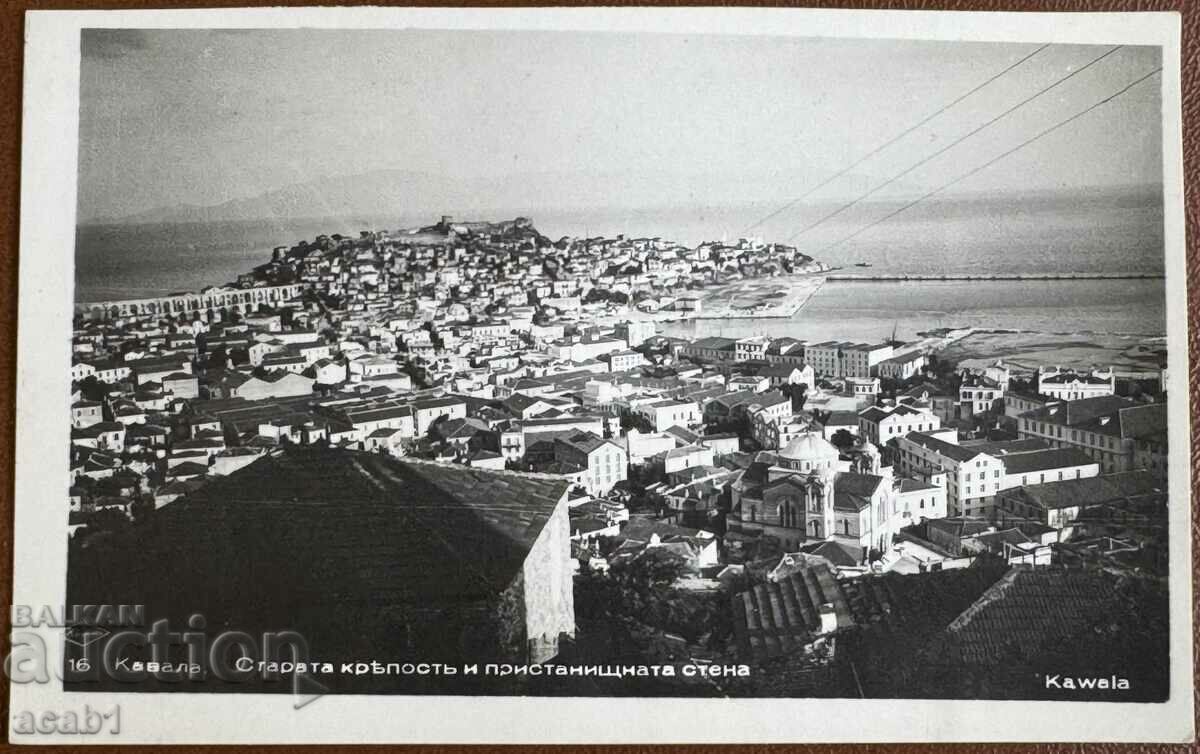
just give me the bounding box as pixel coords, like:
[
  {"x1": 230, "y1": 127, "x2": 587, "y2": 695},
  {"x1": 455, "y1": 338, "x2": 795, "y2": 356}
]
[
  {"x1": 1001, "y1": 447, "x2": 1096, "y2": 475},
  {"x1": 153, "y1": 447, "x2": 569, "y2": 603},
  {"x1": 998, "y1": 470, "x2": 1164, "y2": 510}
]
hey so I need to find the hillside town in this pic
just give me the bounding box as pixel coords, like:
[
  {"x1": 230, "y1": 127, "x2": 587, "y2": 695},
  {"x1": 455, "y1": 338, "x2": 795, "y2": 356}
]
[{"x1": 67, "y1": 217, "x2": 1171, "y2": 698}]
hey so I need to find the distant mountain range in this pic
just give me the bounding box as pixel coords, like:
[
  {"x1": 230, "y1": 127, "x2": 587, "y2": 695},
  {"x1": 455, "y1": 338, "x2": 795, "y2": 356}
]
[
  {"x1": 85, "y1": 167, "x2": 935, "y2": 227},
  {"x1": 87, "y1": 167, "x2": 1162, "y2": 228}
]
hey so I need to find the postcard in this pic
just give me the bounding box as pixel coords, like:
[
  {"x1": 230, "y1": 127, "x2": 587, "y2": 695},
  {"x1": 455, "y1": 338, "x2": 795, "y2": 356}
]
[{"x1": 12, "y1": 6, "x2": 1192, "y2": 743}]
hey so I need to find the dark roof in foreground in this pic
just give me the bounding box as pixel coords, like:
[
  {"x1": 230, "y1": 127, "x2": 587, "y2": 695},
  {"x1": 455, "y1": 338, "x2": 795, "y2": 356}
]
[
  {"x1": 997, "y1": 470, "x2": 1164, "y2": 510},
  {"x1": 144, "y1": 447, "x2": 569, "y2": 603},
  {"x1": 925, "y1": 565, "x2": 1118, "y2": 666},
  {"x1": 731, "y1": 562, "x2": 854, "y2": 662}
]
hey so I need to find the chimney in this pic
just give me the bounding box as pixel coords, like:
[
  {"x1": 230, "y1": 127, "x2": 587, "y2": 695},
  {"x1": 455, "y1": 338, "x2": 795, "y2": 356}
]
[{"x1": 818, "y1": 603, "x2": 838, "y2": 634}]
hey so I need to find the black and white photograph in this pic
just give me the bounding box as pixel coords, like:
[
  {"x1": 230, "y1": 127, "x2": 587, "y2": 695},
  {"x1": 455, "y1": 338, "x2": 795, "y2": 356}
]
[{"x1": 12, "y1": 6, "x2": 1193, "y2": 744}]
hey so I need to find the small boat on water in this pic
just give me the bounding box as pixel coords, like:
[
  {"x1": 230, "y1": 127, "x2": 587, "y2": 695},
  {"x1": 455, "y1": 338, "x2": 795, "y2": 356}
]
[{"x1": 854, "y1": 262, "x2": 873, "y2": 268}]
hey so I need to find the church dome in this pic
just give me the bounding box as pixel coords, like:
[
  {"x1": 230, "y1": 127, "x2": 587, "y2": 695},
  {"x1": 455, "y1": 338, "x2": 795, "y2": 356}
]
[{"x1": 778, "y1": 432, "x2": 840, "y2": 464}]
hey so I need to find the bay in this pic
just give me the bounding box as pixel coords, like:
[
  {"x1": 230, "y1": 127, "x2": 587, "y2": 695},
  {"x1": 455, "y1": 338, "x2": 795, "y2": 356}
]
[
  {"x1": 73, "y1": 188, "x2": 1166, "y2": 338},
  {"x1": 658, "y1": 278, "x2": 1167, "y2": 343}
]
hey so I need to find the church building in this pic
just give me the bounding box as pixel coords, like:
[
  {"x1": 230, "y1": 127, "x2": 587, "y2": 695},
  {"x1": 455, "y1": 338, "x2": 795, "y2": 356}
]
[{"x1": 729, "y1": 432, "x2": 901, "y2": 561}]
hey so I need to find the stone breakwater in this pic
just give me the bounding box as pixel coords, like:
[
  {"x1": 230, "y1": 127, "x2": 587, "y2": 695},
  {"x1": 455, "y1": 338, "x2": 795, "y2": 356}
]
[{"x1": 826, "y1": 272, "x2": 1164, "y2": 282}]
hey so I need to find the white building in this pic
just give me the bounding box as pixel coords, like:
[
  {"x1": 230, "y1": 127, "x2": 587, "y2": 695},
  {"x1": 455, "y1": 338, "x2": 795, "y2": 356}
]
[
  {"x1": 615, "y1": 320, "x2": 656, "y2": 348},
  {"x1": 735, "y1": 335, "x2": 771, "y2": 361},
  {"x1": 875, "y1": 351, "x2": 927, "y2": 381},
  {"x1": 857, "y1": 403, "x2": 941, "y2": 446},
  {"x1": 554, "y1": 431, "x2": 629, "y2": 496},
  {"x1": 959, "y1": 372, "x2": 1005, "y2": 418},
  {"x1": 1037, "y1": 366, "x2": 1116, "y2": 401},
  {"x1": 894, "y1": 431, "x2": 1100, "y2": 519},
  {"x1": 637, "y1": 399, "x2": 701, "y2": 432}
]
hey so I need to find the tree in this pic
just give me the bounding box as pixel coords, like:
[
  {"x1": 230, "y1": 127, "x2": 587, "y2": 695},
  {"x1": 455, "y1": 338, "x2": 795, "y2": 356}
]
[
  {"x1": 830, "y1": 428, "x2": 857, "y2": 452},
  {"x1": 584, "y1": 288, "x2": 612, "y2": 304},
  {"x1": 616, "y1": 549, "x2": 687, "y2": 591},
  {"x1": 619, "y1": 411, "x2": 654, "y2": 435},
  {"x1": 780, "y1": 382, "x2": 808, "y2": 410},
  {"x1": 77, "y1": 376, "x2": 109, "y2": 403}
]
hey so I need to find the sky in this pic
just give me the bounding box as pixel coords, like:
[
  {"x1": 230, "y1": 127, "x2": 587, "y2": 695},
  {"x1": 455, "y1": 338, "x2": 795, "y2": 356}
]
[{"x1": 76, "y1": 29, "x2": 1163, "y2": 223}]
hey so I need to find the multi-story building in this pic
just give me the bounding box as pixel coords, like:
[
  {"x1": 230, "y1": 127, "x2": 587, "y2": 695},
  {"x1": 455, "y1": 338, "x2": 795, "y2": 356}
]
[
  {"x1": 857, "y1": 403, "x2": 941, "y2": 446},
  {"x1": 747, "y1": 391, "x2": 799, "y2": 449},
  {"x1": 412, "y1": 396, "x2": 468, "y2": 436},
  {"x1": 606, "y1": 349, "x2": 645, "y2": 373},
  {"x1": 336, "y1": 401, "x2": 416, "y2": 443},
  {"x1": 71, "y1": 400, "x2": 103, "y2": 428},
  {"x1": 994, "y1": 469, "x2": 1165, "y2": 528},
  {"x1": 553, "y1": 431, "x2": 628, "y2": 495},
  {"x1": 1004, "y1": 390, "x2": 1058, "y2": 419},
  {"x1": 614, "y1": 320, "x2": 656, "y2": 348},
  {"x1": 678, "y1": 336, "x2": 737, "y2": 364},
  {"x1": 763, "y1": 337, "x2": 806, "y2": 367},
  {"x1": 637, "y1": 399, "x2": 702, "y2": 432},
  {"x1": 624, "y1": 429, "x2": 677, "y2": 465},
  {"x1": 894, "y1": 431, "x2": 1100, "y2": 519},
  {"x1": 801, "y1": 341, "x2": 842, "y2": 377},
  {"x1": 875, "y1": 351, "x2": 927, "y2": 381},
  {"x1": 1016, "y1": 396, "x2": 1168, "y2": 477},
  {"x1": 734, "y1": 335, "x2": 771, "y2": 361},
  {"x1": 1037, "y1": 366, "x2": 1116, "y2": 401},
  {"x1": 958, "y1": 372, "x2": 1005, "y2": 418},
  {"x1": 894, "y1": 430, "x2": 986, "y2": 513},
  {"x1": 894, "y1": 476, "x2": 948, "y2": 525},
  {"x1": 804, "y1": 341, "x2": 894, "y2": 379},
  {"x1": 843, "y1": 343, "x2": 894, "y2": 379},
  {"x1": 898, "y1": 382, "x2": 958, "y2": 425},
  {"x1": 846, "y1": 377, "x2": 881, "y2": 404},
  {"x1": 546, "y1": 335, "x2": 627, "y2": 363},
  {"x1": 753, "y1": 414, "x2": 813, "y2": 451}
]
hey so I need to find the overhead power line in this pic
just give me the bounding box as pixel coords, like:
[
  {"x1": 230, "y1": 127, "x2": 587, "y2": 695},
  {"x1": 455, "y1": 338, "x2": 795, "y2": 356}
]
[
  {"x1": 740, "y1": 43, "x2": 1052, "y2": 236},
  {"x1": 785, "y1": 45, "x2": 1124, "y2": 244},
  {"x1": 813, "y1": 66, "x2": 1162, "y2": 255}
]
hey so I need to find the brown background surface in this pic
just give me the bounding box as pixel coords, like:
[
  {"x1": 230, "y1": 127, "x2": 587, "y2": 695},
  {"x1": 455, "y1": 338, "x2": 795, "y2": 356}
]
[{"x1": 0, "y1": 0, "x2": 1195, "y2": 751}]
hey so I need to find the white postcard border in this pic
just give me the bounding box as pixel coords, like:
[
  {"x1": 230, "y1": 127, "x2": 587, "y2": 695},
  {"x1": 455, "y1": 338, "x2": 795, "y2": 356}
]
[{"x1": 13, "y1": 6, "x2": 1193, "y2": 744}]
